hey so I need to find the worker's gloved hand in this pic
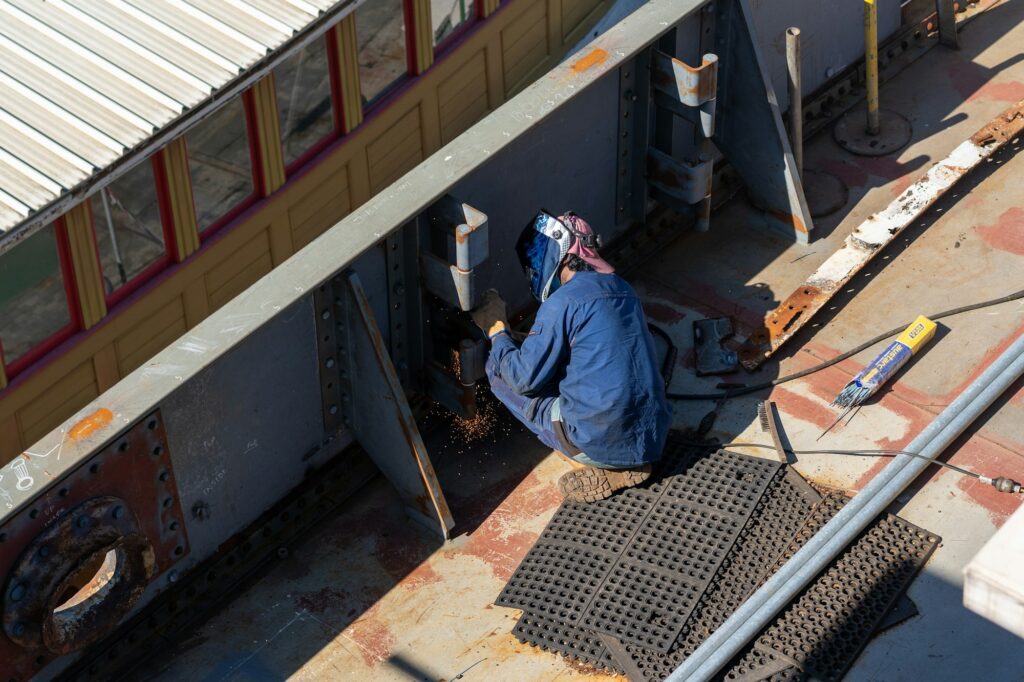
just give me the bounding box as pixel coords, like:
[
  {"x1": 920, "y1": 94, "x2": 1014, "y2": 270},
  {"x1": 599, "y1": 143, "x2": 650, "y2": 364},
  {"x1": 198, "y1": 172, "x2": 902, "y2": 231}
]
[{"x1": 471, "y1": 289, "x2": 509, "y2": 339}]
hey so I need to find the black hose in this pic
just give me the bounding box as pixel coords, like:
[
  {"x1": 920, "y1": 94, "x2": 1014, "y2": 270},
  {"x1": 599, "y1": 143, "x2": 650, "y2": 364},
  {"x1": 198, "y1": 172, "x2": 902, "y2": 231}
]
[
  {"x1": 662, "y1": 287, "x2": 1024, "y2": 401},
  {"x1": 648, "y1": 323, "x2": 677, "y2": 387},
  {"x1": 714, "y1": 442, "x2": 982, "y2": 479}
]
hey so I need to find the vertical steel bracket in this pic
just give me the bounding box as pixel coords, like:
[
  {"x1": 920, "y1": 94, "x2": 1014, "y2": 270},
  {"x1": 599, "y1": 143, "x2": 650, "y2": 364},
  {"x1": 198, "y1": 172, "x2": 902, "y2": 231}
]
[
  {"x1": 333, "y1": 271, "x2": 455, "y2": 540},
  {"x1": 419, "y1": 196, "x2": 489, "y2": 311},
  {"x1": 645, "y1": 43, "x2": 718, "y2": 230},
  {"x1": 385, "y1": 225, "x2": 423, "y2": 388},
  {"x1": 616, "y1": 51, "x2": 652, "y2": 228},
  {"x1": 712, "y1": 0, "x2": 814, "y2": 243},
  {"x1": 936, "y1": 0, "x2": 958, "y2": 48}
]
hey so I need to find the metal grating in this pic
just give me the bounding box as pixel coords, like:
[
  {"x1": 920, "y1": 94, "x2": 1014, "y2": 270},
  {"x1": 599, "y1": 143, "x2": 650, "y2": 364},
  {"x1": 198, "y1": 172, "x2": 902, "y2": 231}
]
[{"x1": 498, "y1": 436, "x2": 780, "y2": 655}]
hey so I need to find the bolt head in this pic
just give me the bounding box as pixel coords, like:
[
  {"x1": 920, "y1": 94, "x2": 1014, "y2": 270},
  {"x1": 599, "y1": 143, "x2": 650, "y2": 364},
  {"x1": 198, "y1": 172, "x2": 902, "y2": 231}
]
[
  {"x1": 12, "y1": 622, "x2": 25, "y2": 637},
  {"x1": 168, "y1": 570, "x2": 179, "y2": 584},
  {"x1": 112, "y1": 506, "x2": 124, "y2": 520},
  {"x1": 76, "y1": 516, "x2": 90, "y2": 529},
  {"x1": 9, "y1": 583, "x2": 26, "y2": 603}
]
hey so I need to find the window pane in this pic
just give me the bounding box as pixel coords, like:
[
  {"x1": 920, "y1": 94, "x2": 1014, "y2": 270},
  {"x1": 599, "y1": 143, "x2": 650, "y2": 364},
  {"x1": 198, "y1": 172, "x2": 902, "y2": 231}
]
[
  {"x1": 356, "y1": 0, "x2": 408, "y2": 106},
  {"x1": 433, "y1": 0, "x2": 476, "y2": 46},
  {"x1": 0, "y1": 223, "x2": 71, "y2": 366},
  {"x1": 275, "y1": 39, "x2": 335, "y2": 166},
  {"x1": 186, "y1": 99, "x2": 255, "y2": 232},
  {"x1": 91, "y1": 159, "x2": 167, "y2": 297}
]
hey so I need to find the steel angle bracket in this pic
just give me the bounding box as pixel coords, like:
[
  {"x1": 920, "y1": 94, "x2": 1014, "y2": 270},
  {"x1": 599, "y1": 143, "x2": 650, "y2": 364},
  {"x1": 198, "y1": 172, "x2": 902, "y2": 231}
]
[
  {"x1": 647, "y1": 148, "x2": 714, "y2": 214},
  {"x1": 334, "y1": 271, "x2": 454, "y2": 540},
  {"x1": 419, "y1": 196, "x2": 489, "y2": 311},
  {"x1": 712, "y1": 0, "x2": 813, "y2": 243},
  {"x1": 651, "y1": 50, "x2": 717, "y2": 137}
]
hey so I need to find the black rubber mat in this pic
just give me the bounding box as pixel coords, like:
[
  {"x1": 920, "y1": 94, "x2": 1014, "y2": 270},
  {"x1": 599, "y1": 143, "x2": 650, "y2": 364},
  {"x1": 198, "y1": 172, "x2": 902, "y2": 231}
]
[
  {"x1": 605, "y1": 466, "x2": 822, "y2": 680},
  {"x1": 735, "y1": 510, "x2": 940, "y2": 682},
  {"x1": 512, "y1": 611, "x2": 624, "y2": 673},
  {"x1": 497, "y1": 436, "x2": 780, "y2": 654},
  {"x1": 606, "y1": 491, "x2": 940, "y2": 682}
]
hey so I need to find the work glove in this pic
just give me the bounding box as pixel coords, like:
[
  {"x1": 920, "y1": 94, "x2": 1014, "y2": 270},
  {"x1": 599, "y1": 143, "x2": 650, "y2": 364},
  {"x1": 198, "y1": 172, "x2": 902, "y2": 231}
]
[{"x1": 471, "y1": 289, "x2": 509, "y2": 340}]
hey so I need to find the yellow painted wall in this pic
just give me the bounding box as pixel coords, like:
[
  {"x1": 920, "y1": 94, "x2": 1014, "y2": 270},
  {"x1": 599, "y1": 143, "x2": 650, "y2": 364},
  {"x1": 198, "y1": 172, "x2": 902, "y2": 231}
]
[{"x1": 0, "y1": 0, "x2": 614, "y2": 464}]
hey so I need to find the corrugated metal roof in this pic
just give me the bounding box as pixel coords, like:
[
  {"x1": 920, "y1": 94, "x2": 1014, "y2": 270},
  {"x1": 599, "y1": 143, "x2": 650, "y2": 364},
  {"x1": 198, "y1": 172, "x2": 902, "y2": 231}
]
[{"x1": 0, "y1": 0, "x2": 357, "y2": 247}]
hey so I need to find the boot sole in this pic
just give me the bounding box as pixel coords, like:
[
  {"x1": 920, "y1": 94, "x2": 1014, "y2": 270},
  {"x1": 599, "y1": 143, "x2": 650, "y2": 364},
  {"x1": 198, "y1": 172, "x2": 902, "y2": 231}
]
[{"x1": 558, "y1": 465, "x2": 651, "y2": 503}]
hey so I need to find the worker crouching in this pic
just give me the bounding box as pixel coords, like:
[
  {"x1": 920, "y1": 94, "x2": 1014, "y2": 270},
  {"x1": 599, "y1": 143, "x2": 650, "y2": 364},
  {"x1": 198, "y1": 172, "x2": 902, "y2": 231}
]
[{"x1": 471, "y1": 211, "x2": 671, "y2": 502}]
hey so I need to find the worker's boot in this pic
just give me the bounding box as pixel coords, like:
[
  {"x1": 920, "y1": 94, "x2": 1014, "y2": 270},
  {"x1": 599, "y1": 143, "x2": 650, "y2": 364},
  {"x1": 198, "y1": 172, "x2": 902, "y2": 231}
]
[{"x1": 557, "y1": 464, "x2": 652, "y2": 503}]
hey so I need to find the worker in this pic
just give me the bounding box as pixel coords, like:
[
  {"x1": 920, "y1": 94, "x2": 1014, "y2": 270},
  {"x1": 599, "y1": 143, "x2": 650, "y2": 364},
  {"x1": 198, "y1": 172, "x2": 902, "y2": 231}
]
[{"x1": 470, "y1": 210, "x2": 671, "y2": 502}]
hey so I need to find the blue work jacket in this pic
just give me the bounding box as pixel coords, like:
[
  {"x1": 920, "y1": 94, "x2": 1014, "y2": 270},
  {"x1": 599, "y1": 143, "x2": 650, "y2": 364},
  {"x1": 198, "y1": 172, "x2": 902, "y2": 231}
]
[{"x1": 490, "y1": 271, "x2": 671, "y2": 467}]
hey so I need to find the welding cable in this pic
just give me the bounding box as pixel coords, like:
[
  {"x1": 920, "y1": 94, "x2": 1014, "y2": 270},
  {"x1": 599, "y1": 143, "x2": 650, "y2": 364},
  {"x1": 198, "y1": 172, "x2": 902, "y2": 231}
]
[
  {"x1": 662, "y1": 286, "x2": 1024, "y2": 401},
  {"x1": 701, "y1": 441, "x2": 1022, "y2": 493}
]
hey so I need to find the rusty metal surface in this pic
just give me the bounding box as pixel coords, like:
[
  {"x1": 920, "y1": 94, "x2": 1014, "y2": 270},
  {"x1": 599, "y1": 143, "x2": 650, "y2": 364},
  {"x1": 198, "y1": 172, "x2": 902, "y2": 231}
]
[
  {"x1": 0, "y1": 410, "x2": 187, "y2": 681},
  {"x1": 741, "y1": 98, "x2": 1024, "y2": 369}
]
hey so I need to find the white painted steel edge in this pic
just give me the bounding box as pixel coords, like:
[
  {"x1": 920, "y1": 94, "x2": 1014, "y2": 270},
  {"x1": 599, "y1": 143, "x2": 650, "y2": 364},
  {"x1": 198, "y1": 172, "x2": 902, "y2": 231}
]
[
  {"x1": 964, "y1": 501, "x2": 1024, "y2": 639},
  {"x1": 808, "y1": 138, "x2": 990, "y2": 289}
]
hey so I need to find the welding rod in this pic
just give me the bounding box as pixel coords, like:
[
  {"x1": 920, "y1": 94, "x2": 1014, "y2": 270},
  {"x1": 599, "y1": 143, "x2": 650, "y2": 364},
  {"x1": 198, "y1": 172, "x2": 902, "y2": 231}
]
[{"x1": 667, "y1": 330, "x2": 1024, "y2": 682}]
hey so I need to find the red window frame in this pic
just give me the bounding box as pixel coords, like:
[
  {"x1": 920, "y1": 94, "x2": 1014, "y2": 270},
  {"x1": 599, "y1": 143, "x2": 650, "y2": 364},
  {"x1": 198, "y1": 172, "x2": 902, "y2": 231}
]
[
  {"x1": 190, "y1": 95, "x2": 265, "y2": 239},
  {"x1": 94, "y1": 155, "x2": 178, "y2": 309},
  {"x1": 1, "y1": 218, "x2": 82, "y2": 379},
  {"x1": 349, "y1": 0, "x2": 412, "y2": 111},
  {"x1": 433, "y1": 0, "x2": 485, "y2": 56},
  {"x1": 283, "y1": 33, "x2": 345, "y2": 176}
]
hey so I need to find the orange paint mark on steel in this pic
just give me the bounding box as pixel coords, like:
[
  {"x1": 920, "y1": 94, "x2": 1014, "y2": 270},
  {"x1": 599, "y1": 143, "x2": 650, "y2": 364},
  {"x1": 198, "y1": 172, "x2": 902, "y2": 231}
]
[
  {"x1": 68, "y1": 408, "x2": 113, "y2": 441},
  {"x1": 571, "y1": 48, "x2": 608, "y2": 73}
]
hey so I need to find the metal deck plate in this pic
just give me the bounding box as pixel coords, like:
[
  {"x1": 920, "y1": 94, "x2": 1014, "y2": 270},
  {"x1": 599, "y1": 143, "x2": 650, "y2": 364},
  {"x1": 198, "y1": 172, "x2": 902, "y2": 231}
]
[{"x1": 498, "y1": 436, "x2": 781, "y2": 655}]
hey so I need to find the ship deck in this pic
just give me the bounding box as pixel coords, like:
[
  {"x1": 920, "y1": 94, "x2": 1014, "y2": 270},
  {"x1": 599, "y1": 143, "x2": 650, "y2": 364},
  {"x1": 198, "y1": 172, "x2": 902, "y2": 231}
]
[{"x1": 150, "y1": 4, "x2": 1024, "y2": 680}]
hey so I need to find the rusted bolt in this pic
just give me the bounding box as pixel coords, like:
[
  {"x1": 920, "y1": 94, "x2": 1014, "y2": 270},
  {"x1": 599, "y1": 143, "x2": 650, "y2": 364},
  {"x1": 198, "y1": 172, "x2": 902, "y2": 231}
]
[
  {"x1": 147, "y1": 419, "x2": 158, "y2": 430},
  {"x1": 9, "y1": 583, "x2": 26, "y2": 602},
  {"x1": 329, "y1": 405, "x2": 338, "y2": 415},
  {"x1": 158, "y1": 470, "x2": 170, "y2": 482},
  {"x1": 12, "y1": 622, "x2": 25, "y2": 637},
  {"x1": 321, "y1": 309, "x2": 330, "y2": 320},
  {"x1": 325, "y1": 358, "x2": 335, "y2": 369},
  {"x1": 152, "y1": 445, "x2": 163, "y2": 457},
  {"x1": 162, "y1": 497, "x2": 173, "y2": 509},
  {"x1": 112, "y1": 506, "x2": 124, "y2": 520},
  {"x1": 169, "y1": 520, "x2": 179, "y2": 532}
]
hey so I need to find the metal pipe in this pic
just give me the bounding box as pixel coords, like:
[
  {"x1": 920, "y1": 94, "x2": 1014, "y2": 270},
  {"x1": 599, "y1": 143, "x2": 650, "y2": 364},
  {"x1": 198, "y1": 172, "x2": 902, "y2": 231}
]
[
  {"x1": 864, "y1": 0, "x2": 880, "y2": 135},
  {"x1": 668, "y1": 330, "x2": 1024, "y2": 681},
  {"x1": 786, "y1": 27, "x2": 802, "y2": 178}
]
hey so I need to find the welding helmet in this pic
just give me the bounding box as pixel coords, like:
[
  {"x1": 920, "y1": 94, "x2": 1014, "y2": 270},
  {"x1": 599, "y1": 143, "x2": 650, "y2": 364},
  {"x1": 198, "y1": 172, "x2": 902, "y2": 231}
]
[
  {"x1": 516, "y1": 211, "x2": 615, "y2": 302},
  {"x1": 516, "y1": 211, "x2": 572, "y2": 302}
]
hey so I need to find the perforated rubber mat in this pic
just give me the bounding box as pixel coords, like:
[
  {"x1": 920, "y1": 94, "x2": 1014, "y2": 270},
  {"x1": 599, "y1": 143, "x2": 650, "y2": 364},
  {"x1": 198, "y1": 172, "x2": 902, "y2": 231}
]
[
  {"x1": 607, "y1": 492, "x2": 941, "y2": 681},
  {"x1": 497, "y1": 436, "x2": 780, "y2": 654},
  {"x1": 605, "y1": 466, "x2": 823, "y2": 680}
]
